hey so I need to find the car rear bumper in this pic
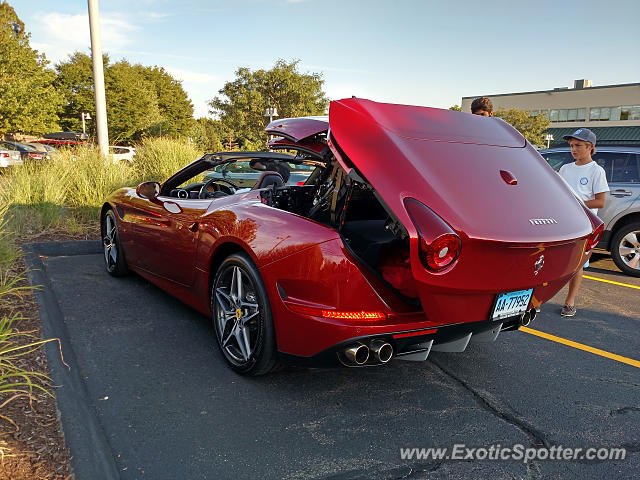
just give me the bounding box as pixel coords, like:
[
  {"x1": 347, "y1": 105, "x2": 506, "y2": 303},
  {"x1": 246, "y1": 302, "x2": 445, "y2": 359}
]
[
  {"x1": 278, "y1": 311, "x2": 534, "y2": 368},
  {"x1": 0, "y1": 158, "x2": 23, "y2": 167}
]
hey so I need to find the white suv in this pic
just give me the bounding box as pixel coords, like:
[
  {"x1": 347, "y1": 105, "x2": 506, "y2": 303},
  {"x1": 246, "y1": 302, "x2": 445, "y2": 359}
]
[
  {"x1": 109, "y1": 146, "x2": 136, "y2": 163},
  {"x1": 540, "y1": 146, "x2": 640, "y2": 277}
]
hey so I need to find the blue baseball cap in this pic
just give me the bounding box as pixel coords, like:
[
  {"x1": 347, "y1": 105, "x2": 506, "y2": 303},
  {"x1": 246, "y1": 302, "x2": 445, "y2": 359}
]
[{"x1": 563, "y1": 128, "x2": 597, "y2": 152}]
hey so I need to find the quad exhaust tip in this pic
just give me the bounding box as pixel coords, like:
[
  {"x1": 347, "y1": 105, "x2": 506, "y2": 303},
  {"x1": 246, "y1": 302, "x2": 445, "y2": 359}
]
[
  {"x1": 344, "y1": 343, "x2": 370, "y2": 365},
  {"x1": 344, "y1": 340, "x2": 393, "y2": 365},
  {"x1": 369, "y1": 339, "x2": 393, "y2": 363},
  {"x1": 520, "y1": 308, "x2": 537, "y2": 327}
]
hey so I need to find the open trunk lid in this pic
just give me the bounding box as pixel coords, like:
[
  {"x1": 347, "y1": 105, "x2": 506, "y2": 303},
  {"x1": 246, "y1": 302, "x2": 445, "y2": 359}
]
[{"x1": 328, "y1": 98, "x2": 592, "y2": 243}]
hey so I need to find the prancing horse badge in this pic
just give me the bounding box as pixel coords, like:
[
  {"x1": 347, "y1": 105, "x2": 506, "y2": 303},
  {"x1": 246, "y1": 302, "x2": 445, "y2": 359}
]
[{"x1": 534, "y1": 255, "x2": 544, "y2": 276}]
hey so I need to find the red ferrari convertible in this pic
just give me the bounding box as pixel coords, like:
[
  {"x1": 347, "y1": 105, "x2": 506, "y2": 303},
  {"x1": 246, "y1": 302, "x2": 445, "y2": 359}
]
[{"x1": 101, "y1": 98, "x2": 603, "y2": 375}]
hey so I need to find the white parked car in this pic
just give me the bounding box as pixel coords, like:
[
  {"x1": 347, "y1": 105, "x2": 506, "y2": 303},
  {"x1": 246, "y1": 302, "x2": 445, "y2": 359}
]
[
  {"x1": 0, "y1": 148, "x2": 22, "y2": 168},
  {"x1": 109, "y1": 146, "x2": 136, "y2": 163}
]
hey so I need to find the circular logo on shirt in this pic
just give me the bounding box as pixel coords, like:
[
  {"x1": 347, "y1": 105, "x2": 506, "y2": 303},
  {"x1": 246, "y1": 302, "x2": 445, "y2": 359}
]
[{"x1": 580, "y1": 177, "x2": 589, "y2": 185}]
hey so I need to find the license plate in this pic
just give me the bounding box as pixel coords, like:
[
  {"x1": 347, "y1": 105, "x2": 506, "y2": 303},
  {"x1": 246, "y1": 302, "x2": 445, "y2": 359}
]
[{"x1": 491, "y1": 289, "x2": 533, "y2": 320}]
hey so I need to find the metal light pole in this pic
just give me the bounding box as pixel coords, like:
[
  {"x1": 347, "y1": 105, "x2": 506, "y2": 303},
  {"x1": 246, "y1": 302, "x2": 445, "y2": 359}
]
[
  {"x1": 264, "y1": 107, "x2": 278, "y2": 143},
  {"x1": 81, "y1": 112, "x2": 91, "y2": 135},
  {"x1": 87, "y1": 0, "x2": 109, "y2": 157}
]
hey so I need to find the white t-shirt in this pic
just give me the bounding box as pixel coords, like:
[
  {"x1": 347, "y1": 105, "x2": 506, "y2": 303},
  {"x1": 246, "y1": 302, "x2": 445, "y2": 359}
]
[{"x1": 558, "y1": 161, "x2": 609, "y2": 215}]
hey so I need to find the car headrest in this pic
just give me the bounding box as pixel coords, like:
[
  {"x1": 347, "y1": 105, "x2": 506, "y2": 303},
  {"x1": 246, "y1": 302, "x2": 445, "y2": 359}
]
[{"x1": 252, "y1": 171, "x2": 284, "y2": 190}]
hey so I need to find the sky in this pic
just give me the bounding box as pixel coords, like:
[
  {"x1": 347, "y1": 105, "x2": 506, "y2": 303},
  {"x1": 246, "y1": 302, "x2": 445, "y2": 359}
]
[{"x1": 11, "y1": 0, "x2": 640, "y2": 119}]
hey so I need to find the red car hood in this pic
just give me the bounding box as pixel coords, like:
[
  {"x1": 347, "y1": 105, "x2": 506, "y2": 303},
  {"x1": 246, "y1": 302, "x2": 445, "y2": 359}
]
[{"x1": 328, "y1": 98, "x2": 592, "y2": 243}]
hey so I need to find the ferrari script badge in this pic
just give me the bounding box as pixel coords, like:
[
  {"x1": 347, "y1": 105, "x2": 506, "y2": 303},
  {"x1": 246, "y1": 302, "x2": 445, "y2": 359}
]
[{"x1": 534, "y1": 255, "x2": 544, "y2": 276}]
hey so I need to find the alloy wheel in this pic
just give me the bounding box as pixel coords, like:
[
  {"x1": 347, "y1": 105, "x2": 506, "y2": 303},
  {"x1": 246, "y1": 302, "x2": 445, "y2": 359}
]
[
  {"x1": 617, "y1": 229, "x2": 640, "y2": 272},
  {"x1": 103, "y1": 213, "x2": 118, "y2": 271},
  {"x1": 214, "y1": 265, "x2": 261, "y2": 365}
]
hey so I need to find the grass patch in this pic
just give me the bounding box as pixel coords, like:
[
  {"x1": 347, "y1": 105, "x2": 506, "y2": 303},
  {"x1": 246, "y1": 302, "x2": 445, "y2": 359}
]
[
  {"x1": 0, "y1": 138, "x2": 202, "y2": 236},
  {"x1": 0, "y1": 205, "x2": 61, "y2": 438}
]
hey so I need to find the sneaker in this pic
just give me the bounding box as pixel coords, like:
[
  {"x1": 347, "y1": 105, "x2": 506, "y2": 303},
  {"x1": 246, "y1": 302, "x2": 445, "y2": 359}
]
[{"x1": 561, "y1": 304, "x2": 576, "y2": 317}]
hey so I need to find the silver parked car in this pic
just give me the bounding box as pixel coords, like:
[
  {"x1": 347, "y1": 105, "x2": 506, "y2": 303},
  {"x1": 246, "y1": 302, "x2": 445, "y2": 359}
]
[{"x1": 540, "y1": 145, "x2": 640, "y2": 277}]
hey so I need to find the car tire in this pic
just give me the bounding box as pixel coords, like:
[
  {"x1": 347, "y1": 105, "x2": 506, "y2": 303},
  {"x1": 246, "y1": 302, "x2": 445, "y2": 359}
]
[
  {"x1": 101, "y1": 209, "x2": 129, "y2": 277},
  {"x1": 211, "y1": 253, "x2": 279, "y2": 375},
  {"x1": 610, "y1": 222, "x2": 640, "y2": 277}
]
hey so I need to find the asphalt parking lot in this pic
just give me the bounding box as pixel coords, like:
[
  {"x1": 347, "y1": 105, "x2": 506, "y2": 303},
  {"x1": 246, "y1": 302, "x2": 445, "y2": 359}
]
[{"x1": 25, "y1": 242, "x2": 639, "y2": 480}]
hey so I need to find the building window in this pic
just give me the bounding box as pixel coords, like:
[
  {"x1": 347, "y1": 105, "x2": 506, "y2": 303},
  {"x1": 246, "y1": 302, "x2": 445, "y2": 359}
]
[
  {"x1": 610, "y1": 106, "x2": 621, "y2": 121},
  {"x1": 590, "y1": 105, "x2": 640, "y2": 121},
  {"x1": 621, "y1": 105, "x2": 640, "y2": 121},
  {"x1": 546, "y1": 108, "x2": 587, "y2": 122}
]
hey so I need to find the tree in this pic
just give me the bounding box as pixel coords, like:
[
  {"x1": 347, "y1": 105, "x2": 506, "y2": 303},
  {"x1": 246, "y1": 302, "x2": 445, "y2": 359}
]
[
  {"x1": 209, "y1": 59, "x2": 328, "y2": 149},
  {"x1": 494, "y1": 108, "x2": 551, "y2": 147},
  {"x1": 55, "y1": 54, "x2": 195, "y2": 143},
  {"x1": 104, "y1": 60, "x2": 162, "y2": 142},
  {"x1": 192, "y1": 117, "x2": 224, "y2": 152},
  {"x1": 449, "y1": 105, "x2": 462, "y2": 111},
  {"x1": 137, "y1": 65, "x2": 195, "y2": 138},
  {"x1": 0, "y1": 3, "x2": 62, "y2": 136},
  {"x1": 54, "y1": 52, "x2": 103, "y2": 134}
]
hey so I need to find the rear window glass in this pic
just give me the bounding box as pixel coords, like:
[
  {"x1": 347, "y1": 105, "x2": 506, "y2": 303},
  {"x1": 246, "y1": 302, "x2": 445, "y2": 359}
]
[
  {"x1": 543, "y1": 150, "x2": 640, "y2": 184},
  {"x1": 110, "y1": 147, "x2": 130, "y2": 154}
]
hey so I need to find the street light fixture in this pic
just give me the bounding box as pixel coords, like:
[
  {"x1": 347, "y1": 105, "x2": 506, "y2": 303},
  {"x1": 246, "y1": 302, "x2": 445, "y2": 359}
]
[
  {"x1": 265, "y1": 107, "x2": 278, "y2": 124},
  {"x1": 81, "y1": 112, "x2": 92, "y2": 135},
  {"x1": 545, "y1": 133, "x2": 554, "y2": 149}
]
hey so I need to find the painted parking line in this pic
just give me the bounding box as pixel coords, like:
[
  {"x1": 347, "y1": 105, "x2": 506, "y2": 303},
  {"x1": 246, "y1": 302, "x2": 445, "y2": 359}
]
[
  {"x1": 520, "y1": 327, "x2": 640, "y2": 369},
  {"x1": 583, "y1": 274, "x2": 640, "y2": 290}
]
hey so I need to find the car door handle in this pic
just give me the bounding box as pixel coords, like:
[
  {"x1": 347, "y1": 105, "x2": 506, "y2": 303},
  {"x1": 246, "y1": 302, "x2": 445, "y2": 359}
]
[
  {"x1": 188, "y1": 222, "x2": 199, "y2": 232},
  {"x1": 611, "y1": 189, "x2": 632, "y2": 197}
]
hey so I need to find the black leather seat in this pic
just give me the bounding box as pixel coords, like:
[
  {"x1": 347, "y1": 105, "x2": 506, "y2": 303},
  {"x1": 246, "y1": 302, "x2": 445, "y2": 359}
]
[{"x1": 252, "y1": 171, "x2": 284, "y2": 189}]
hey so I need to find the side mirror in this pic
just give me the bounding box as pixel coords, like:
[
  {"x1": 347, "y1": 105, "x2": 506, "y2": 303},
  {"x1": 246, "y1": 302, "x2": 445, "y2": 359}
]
[{"x1": 136, "y1": 181, "x2": 161, "y2": 200}]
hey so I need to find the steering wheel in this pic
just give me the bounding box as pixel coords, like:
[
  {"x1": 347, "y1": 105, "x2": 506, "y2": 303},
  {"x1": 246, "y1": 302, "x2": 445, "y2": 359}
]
[{"x1": 198, "y1": 178, "x2": 239, "y2": 199}]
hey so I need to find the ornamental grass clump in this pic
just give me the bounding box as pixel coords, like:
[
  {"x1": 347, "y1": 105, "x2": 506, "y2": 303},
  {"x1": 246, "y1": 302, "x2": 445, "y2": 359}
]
[
  {"x1": 0, "y1": 138, "x2": 201, "y2": 236},
  {"x1": 132, "y1": 137, "x2": 202, "y2": 182}
]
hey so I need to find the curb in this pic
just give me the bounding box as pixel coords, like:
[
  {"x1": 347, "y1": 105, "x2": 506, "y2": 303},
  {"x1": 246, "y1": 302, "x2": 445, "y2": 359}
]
[{"x1": 22, "y1": 241, "x2": 119, "y2": 480}]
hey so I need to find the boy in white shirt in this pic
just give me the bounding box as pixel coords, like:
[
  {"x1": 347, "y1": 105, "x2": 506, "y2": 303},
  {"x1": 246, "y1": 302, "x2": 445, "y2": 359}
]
[{"x1": 558, "y1": 128, "x2": 609, "y2": 317}]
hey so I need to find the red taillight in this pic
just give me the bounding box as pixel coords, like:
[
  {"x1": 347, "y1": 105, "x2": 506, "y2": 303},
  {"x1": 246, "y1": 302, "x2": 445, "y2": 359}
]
[
  {"x1": 286, "y1": 303, "x2": 387, "y2": 321},
  {"x1": 296, "y1": 181, "x2": 305, "y2": 186},
  {"x1": 28, "y1": 153, "x2": 43, "y2": 159},
  {"x1": 0, "y1": 152, "x2": 8, "y2": 158},
  {"x1": 321, "y1": 310, "x2": 386, "y2": 321},
  {"x1": 420, "y1": 233, "x2": 461, "y2": 270},
  {"x1": 404, "y1": 198, "x2": 461, "y2": 271}
]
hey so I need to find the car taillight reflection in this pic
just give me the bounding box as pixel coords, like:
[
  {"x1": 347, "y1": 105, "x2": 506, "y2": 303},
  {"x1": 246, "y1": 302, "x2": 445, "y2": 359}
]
[
  {"x1": 585, "y1": 222, "x2": 604, "y2": 254},
  {"x1": 404, "y1": 198, "x2": 461, "y2": 271},
  {"x1": 579, "y1": 203, "x2": 605, "y2": 255}
]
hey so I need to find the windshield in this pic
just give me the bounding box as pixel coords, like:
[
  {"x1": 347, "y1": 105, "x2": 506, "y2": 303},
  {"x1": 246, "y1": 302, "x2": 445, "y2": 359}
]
[{"x1": 197, "y1": 160, "x2": 318, "y2": 189}]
